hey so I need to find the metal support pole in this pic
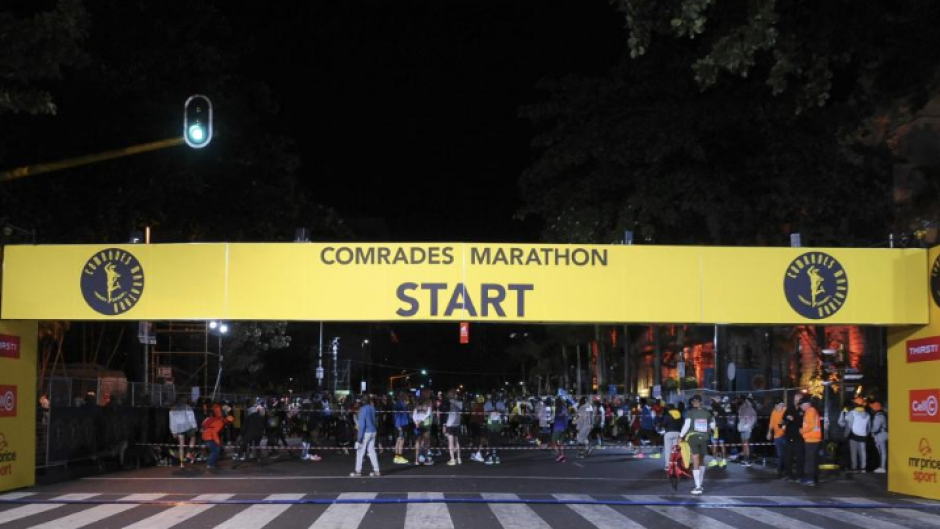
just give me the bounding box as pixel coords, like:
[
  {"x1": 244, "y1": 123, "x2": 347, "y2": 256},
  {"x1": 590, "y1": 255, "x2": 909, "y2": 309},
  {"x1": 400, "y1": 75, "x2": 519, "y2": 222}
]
[{"x1": 0, "y1": 137, "x2": 185, "y2": 182}]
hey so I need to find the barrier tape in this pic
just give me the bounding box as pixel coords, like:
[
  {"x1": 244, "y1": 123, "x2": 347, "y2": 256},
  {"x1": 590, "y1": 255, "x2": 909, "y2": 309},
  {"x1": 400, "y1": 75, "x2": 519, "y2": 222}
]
[
  {"x1": 136, "y1": 440, "x2": 779, "y2": 452},
  {"x1": 0, "y1": 497, "x2": 936, "y2": 509}
]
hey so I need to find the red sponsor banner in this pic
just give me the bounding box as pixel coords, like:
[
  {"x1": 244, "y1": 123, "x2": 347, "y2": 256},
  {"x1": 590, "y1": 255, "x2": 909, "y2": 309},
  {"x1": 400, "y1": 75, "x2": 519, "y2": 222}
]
[
  {"x1": 0, "y1": 385, "x2": 16, "y2": 418},
  {"x1": 911, "y1": 389, "x2": 940, "y2": 423},
  {"x1": 459, "y1": 322, "x2": 469, "y2": 344},
  {"x1": 0, "y1": 334, "x2": 19, "y2": 360},
  {"x1": 907, "y1": 336, "x2": 940, "y2": 363}
]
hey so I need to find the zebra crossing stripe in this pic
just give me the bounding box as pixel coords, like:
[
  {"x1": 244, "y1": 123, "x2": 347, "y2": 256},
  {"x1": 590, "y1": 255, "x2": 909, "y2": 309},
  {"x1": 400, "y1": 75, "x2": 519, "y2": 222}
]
[
  {"x1": 27, "y1": 493, "x2": 166, "y2": 529},
  {"x1": 213, "y1": 493, "x2": 305, "y2": 529},
  {"x1": 406, "y1": 492, "x2": 454, "y2": 529},
  {"x1": 709, "y1": 496, "x2": 827, "y2": 529},
  {"x1": 308, "y1": 492, "x2": 377, "y2": 529},
  {"x1": 834, "y1": 497, "x2": 940, "y2": 525},
  {"x1": 0, "y1": 492, "x2": 36, "y2": 500},
  {"x1": 623, "y1": 496, "x2": 738, "y2": 529},
  {"x1": 0, "y1": 493, "x2": 99, "y2": 525},
  {"x1": 481, "y1": 493, "x2": 551, "y2": 529},
  {"x1": 122, "y1": 493, "x2": 234, "y2": 529},
  {"x1": 765, "y1": 497, "x2": 911, "y2": 529},
  {"x1": 553, "y1": 494, "x2": 645, "y2": 529}
]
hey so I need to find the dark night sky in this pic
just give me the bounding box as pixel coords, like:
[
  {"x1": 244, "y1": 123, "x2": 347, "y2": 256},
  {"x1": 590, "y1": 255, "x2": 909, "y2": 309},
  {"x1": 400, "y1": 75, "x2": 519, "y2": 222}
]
[
  {"x1": 238, "y1": 1, "x2": 626, "y2": 388},
  {"x1": 246, "y1": 1, "x2": 624, "y2": 241}
]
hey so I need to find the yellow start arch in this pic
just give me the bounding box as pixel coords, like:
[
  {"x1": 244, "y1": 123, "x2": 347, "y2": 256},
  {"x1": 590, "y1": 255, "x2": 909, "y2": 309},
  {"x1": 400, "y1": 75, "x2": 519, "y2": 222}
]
[{"x1": 0, "y1": 242, "x2": 937, "y2": 499}]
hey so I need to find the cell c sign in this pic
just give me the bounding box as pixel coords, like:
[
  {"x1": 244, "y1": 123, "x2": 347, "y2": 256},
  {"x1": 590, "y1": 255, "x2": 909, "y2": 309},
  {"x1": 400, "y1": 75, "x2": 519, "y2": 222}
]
[
  {"x1": 911, "y1": 389, "x2": 940, "y2": 423},
  {"x1": 0, "y1": 385, "x2": 15, "y2": 418}
]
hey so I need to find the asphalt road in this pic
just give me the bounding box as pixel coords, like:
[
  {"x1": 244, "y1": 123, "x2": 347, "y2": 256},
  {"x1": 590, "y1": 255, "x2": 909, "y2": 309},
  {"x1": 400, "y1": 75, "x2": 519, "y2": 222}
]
[{"x1": 2, "y1": 446, "x2": 939, "y2": 528}]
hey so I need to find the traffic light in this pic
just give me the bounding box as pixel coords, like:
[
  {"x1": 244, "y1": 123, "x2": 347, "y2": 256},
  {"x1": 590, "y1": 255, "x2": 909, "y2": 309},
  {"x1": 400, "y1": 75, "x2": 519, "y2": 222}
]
[{"x1": 183, "y1": 95, "x2": 213, "y2": 148}]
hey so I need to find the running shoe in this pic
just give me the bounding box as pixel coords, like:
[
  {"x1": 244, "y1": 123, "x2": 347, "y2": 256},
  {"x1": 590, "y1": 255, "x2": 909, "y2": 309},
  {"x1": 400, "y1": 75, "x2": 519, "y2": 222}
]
[
  {"x1": 485, "y1": 456, "x2": 494, "y2": 465},
  {"x1": 447, "y1": 459, "x2": 457, "y2": 466},
  {"x1": 707, "y1": 459, "x2": 719, "y2": 467},
  {"x1": 370, "y1": 471, "x2": 381, "y2": 477},
  {"x1": 555, "y1": 454, "x2": 564, "y2": 462},
  {"x1": 349, "y1": 472, "x2": 362, "y2": 477},
  {"x1": 634, "y1": 452, "x2": 645, "y2": 459},
  {"x1": 691, "y1": 487, "x2": 703, "y2": 495},
  {"x1": 494, "y1": 456, "x2": 501, "y2": 465},
  {"x1": 650, "y1": 453, "x2": 662, "y2": 459},
  {"x1": 874, "y1": 467, "x2": 886, "y2": 474},
  {"x1": 310, "y1": 454, "x2": 322, "y2": 462},
  {"x1": 718, "y1": 459, "x2": 727, "y2": 468},
  {"x1": 471, "y1": 452, "x2": 485, "y2": 463}
]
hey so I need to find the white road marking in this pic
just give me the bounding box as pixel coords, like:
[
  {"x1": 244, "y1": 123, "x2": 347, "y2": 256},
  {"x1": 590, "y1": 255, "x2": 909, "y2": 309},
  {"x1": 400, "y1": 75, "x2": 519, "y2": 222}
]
[
  {"x1": 213, "y1": 493, "x2": 304, "y2": 529},
  {"x1": 711, "y1": 496, "x2": 827, "y2": 529},
  {"x1": 405, "y1": 492, "x2": 453, "y2": 529},
  {"x1": 122, "y1": 493, "x2": 234, "y2": 529},
  {"x1": 481, "y1": 493, "x2": 551, "y2": 529},
  {"x1": 0, "y1": 492, "x2": 36, "y2": 500},
  {"x1": 553, "y1": 494, "x2": 645, "y2": 529},
  {"x1": 308, "y1": 492, "x2": 376, "y2": 529},
  {"x1": 0, "y1": 493, "x2": 98, "y2": 525},
  {"x1": 623, "y1": 495, "x2": 737, "y2": 529},
  {"x1": 28, "y1": 493, "x2": 165, "y2": 529},
  {"x1": 834, "y1": 497, "x2": 940, "y2": 527}
]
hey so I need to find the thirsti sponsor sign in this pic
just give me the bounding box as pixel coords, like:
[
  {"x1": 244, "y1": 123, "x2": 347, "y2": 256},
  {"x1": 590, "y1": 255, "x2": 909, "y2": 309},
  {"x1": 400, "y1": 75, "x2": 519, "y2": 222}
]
[
  {"x1": 911, "y1": 389, "x2": 940, "y2": 423},
  {"x1": 0, "y1": 386, "x2": 15, "y2": 418},
  {"x1": 908, "y1": 336, "x2": 940, "y2": 363},
  {"x1": 0, "y1": 335, "x2": 19, "y2": 360}
]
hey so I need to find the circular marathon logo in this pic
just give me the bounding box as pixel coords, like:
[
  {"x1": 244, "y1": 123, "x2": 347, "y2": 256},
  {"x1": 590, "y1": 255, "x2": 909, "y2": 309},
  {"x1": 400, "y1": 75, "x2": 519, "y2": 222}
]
[
  {"x1": 931, "y1": 254, "x2": 940, "y2": 308},
  {"x1": 783, "y1": 252, "x2": 848, "y2": 320},
  {"x1": 80, "y1": 248, "x2": 145, "y2": 315}
]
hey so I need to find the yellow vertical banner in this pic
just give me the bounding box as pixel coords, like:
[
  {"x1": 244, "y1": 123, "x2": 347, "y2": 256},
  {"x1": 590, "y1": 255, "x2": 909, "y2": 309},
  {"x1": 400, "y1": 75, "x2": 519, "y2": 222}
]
[
  {"x1": 0, "y1": 319, "x2": 37, "y2": 492},
  {"x1": 887, "y1": 245, "x2": 940, "y2": 500}
]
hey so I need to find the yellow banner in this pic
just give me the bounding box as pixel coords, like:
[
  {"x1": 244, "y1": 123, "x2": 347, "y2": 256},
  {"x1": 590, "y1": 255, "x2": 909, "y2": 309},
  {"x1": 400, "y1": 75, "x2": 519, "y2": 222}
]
[
  {"x1": 0, "y1": 243, "x2": 928, "y2": 324},
  {"x1": 887, "y1": 245, "x2": 940, "y2": 500},
  {"x1": 0, "y1": 319, "x2": 37, "y2": 492}
]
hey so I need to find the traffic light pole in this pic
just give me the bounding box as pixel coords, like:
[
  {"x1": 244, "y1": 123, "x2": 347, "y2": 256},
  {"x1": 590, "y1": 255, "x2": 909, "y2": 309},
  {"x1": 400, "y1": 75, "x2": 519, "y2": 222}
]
[{"x1": 0, "y1": 136, "x2": 185, "y2": 183}]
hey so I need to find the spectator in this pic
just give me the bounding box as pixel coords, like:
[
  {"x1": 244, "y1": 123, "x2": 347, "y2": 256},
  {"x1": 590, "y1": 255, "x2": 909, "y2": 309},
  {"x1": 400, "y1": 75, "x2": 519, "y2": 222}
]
[
  {"x1": 661, "y1": 402, "x2": 684, "y2": 471},
  {"x1": 839, "y1": 396, "x2": 871, "y2": 473},
  {"x1": 870, "y1": 401, "x2": 888, "y2": 473},
  {"x1": 201, "y1": 404, "x2": 225, "y2": 471},
  {"x1": 168, "y1": 395, "x2": 198, "y2": 467},
  {"x1": 799, "y1": 396, "x2": 822, "y2": 487},
  {"x1": 766, "y1": 399, "x2": 787, "y2": 477},
  {"x1": 737, "y1": 396, "x2": 757, "y2": 466},
  {"x1": 350, "y1": 394, "x2": 380, "y2": 477}
]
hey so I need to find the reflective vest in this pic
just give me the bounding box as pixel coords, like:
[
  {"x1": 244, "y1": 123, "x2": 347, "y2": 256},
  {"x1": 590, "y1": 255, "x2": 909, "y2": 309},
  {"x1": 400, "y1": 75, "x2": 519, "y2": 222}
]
[{"x1": 801, "y1": 407, "x2": 822, "y2": 442}]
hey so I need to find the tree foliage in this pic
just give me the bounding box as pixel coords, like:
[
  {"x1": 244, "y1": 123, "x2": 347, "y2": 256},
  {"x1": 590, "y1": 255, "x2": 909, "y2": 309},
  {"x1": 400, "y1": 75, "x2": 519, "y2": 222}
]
[
  {"x1": 520, "y1": 36, "x2": 893, "y2": 246},
  {"x1": 613, "y1": 0, "x2": 940, "y2": 115},
  {"x1": 0, "y1": 0, "x2": 89, "y2": 116}
]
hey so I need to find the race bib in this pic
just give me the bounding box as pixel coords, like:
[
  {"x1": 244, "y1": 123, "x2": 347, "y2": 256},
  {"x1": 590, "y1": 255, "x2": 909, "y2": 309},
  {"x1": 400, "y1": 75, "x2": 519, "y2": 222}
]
[{"x1": 694, "y1": 419, "x2": 708, "y2": 433}]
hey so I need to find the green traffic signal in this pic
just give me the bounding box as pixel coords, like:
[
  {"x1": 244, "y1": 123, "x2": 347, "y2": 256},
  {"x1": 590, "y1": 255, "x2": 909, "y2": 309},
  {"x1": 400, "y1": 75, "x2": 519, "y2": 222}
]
[{"x1": 184, "y1": 95, "x2": 213, "y2": 148}]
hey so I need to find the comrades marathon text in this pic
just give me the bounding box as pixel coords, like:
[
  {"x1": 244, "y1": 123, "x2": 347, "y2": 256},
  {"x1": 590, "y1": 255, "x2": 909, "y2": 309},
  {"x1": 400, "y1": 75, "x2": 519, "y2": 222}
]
[{"x1": 320, "y1": 246, "x2": 608, "y2": 267}]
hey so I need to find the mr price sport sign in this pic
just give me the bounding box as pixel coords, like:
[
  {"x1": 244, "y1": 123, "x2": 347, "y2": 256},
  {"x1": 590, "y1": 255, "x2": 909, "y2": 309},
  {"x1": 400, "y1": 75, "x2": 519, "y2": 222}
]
[{"x1": 0, "y1": 243, "x2": 927, "y2": 324}]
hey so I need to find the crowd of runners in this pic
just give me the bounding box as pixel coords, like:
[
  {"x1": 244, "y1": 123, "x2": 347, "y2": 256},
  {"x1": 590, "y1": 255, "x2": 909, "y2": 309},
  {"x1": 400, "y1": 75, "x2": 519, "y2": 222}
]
[{"x1": 165, "y1": 387, "x2": 888, "y2": 495}]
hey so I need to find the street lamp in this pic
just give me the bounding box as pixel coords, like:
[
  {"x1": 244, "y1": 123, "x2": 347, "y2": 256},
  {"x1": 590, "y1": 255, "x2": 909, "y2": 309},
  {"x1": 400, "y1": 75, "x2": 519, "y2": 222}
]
[{"x1": 209, "y1": 321, "x2": 228, "y2": 400}]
